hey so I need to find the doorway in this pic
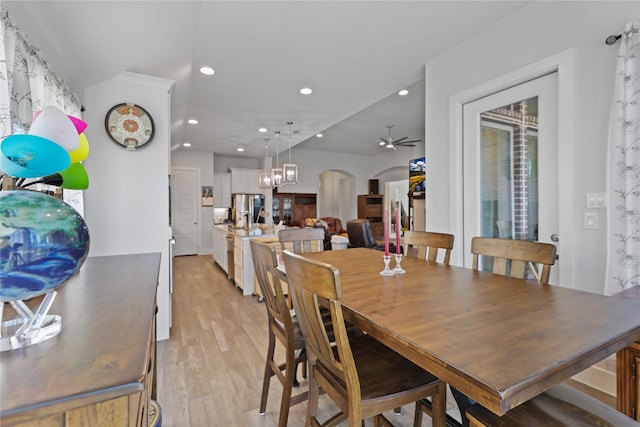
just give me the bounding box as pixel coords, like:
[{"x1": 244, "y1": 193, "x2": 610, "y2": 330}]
[
  {"x1": 462, "y1": 72, "x2": 559, "y2": 283},
  {"x1": 171, "y1": 167, "x2": 200, "y2": 256}
]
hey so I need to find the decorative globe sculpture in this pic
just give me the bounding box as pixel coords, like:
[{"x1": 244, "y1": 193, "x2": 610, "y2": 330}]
[{"x1": 0, "y1": 190, "x2": 90, "y2": 302}]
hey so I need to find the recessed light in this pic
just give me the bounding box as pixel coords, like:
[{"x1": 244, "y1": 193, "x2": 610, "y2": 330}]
[
  {"x1": 398, "y1": 89, "x2": 409, "y2": 96},
  {"x1": 258, "y1": 128, "x2": 268, "y2": 133},
  {"x1": 188, "y1": 119, "x2": 198, "y2": 124},
  {"x1": 316, "y1": 133, "x2": 323, "y2": 138},
  {"x1": 300, "y1": 87, "x2": 312, "y2": 95},
  {"x1": 237, "y1": 147, "x2": 244, "y2": 152},
  {"x1": 200, "y1": 66, "x2": 215, "y2": 76},
  {"x1": 183, "y1": 142, "x2": 192, "y2": 147}
]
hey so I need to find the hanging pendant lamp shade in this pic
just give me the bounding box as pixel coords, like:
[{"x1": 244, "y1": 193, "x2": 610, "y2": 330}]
[
  {"x1": 271, "y1": 167, "x2": 284, "y2": 187},
  {"x1": 271, "y1": 131, "x2": 284, "y2": 187},
  {"x1": 283, "y1": 121, "x2": 298, "y2": 184},
  {"x1": 259, "y1": 171, "x2": 272, "y2": 189},
  {"x1": 283, "y1": 163, "x2": 298, "y2": 184},
  {"x1": 259, "y1": 138, "x2": 273, "y2": 189}
]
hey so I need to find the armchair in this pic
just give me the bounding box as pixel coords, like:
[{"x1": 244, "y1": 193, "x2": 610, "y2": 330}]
[{"x1": 346, "y1": 219, "x2": 398, "y2": 253}]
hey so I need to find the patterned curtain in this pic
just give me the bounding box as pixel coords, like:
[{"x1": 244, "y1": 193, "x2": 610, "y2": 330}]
[
  {"x1": 606, "y1": 22, "x2": 640, "y2": 295},
  {"x1": 0, "y1": 5, "x2": 81, "y2": 139}
]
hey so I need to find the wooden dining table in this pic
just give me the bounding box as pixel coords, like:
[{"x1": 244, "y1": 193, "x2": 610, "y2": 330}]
[{"x1": 289, "y1": 248, "x2": 640, "y2": 417}]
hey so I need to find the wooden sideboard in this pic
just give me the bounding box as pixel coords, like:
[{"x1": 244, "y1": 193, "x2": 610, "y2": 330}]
[
  {"x1": 616, "y1": 285, "x2": 640, "y2": 421},
  {"x1": 357, "y1": 194, "x2": 384, "y2": 237},
  {"x1": 0, "y1": 253, "x2": 161, "y2": 427}
]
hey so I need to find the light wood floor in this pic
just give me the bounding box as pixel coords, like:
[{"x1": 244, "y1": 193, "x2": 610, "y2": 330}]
[
  {"x1": 156, "y1": 255, "x2": 616, "y2": 427},
  {"x1": 156, "y1": 255, "x2": 447, "y2": 427}
]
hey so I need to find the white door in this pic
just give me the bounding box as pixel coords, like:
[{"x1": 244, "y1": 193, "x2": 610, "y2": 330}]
[
  {"x1": 463, "y1": 72, "x2": 559, "y2": 283},
  {"x1": 172, "y1": 167, "x2": 199, "y2": 256}
]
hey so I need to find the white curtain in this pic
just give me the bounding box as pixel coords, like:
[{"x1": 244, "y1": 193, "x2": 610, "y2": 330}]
[
  {"x1": 0, "y1": 5, "x2": 81, "y2": 139},
  {"x1": 606, "y1": 22, "x2": 640, "y2": 295}
]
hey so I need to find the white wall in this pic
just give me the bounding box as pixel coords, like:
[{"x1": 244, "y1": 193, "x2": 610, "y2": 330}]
[
  {"x1": 172, "y1": 150, "x2": 214, "y2": 254},
  {"x1": 425, "y1": 1, "x2": 639, "y2": 296},
  {"x1": 319, "y1": 170, "x2": 354, "y2": 220},
  {"x1": 83, "y1": 71, "x2": 174, "y2": 341}
]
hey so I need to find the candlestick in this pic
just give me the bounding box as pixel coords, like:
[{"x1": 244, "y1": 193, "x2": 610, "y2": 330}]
[
  {"x1": 393, "y1": 253, "x2": 406, "y2": 274},
  {"x1": 384, "y1": 208, "x2": 389, "y2": 256},
  {"x1": 380, "y1": 254, "x2": 395, "y2": 276},
  {"x1": 396, "y1": 207, "x2": 401, "y2": 254}
]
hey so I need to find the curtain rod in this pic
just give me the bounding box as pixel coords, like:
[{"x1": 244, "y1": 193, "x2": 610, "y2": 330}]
[{"x1": 605, "y1": 34, "x2": 622, "y2": 45}]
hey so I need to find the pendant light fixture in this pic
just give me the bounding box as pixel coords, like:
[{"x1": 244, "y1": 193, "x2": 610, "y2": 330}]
[
  {"x1": 283, "y1": 121, "x2": 298, "y2": 184},
  {"x1": 271, "y1": 131, "x2": 284, "y2": 187},
  {"x1": 258, "y1": 138, "x2": 273, "y2": 189}
]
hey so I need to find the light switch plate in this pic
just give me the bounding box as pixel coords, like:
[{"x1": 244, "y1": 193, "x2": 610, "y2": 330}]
[
  {"x1": 584, "y1": 212, "x2": 599, "y2": 230},
  {"x1": 586, "y1": 193, "x2": 597, "y2": 208}
]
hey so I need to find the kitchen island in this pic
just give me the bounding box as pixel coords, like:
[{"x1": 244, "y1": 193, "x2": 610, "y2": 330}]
[{"x1": 212, "y1": 224, "x2": 276, "y2": 296}]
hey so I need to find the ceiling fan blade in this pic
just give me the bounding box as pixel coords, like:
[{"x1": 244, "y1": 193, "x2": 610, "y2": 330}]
[
  {"x1": 393, "y1": 136, "x2": 408, "y2": 144},
  {"x1": 396, "y1": 139, "x2": 422, "y2": 145},
  {"x1": 380, "y1": 137, "x2": 390, "y2": 144}
]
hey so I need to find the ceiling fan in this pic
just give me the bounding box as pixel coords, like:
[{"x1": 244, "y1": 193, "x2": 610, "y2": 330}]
[{"x1": 378, "y1": 124, "x2": 422, "y2": 150}]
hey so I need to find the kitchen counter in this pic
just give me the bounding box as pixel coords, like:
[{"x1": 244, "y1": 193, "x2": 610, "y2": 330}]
[
  {"x1": 212, "y1": 224, "x2": 278, "y2": 296},
  {"x1": 212, "y1": 223, "x2": 276, "y2": 239}
]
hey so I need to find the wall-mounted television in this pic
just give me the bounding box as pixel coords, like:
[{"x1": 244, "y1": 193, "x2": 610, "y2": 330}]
[{"x1": 409, "y1": 157, "x2": 426, "y2": 195}]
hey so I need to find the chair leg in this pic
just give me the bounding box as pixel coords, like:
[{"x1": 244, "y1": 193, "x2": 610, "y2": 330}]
[
  {"x1": 430, "y1": 382, "x2": 447, "y2": 427},
  {"x1": 413, "y1": 400, "x2": 425, "y2": 426},
  {"x1": 276, "y1": 345, "x2": 297, "y2": 427},
  {"x1": 307, "y1": 366, "x2": 320, "y2": 427},
  {"x1": 259, "y1": 332, "x2": 277, "y2": 414}
]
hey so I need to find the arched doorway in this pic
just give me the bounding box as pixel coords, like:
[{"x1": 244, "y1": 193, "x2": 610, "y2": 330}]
[{"x1": 318, "y1": 170, "x2": 355, "y2": 223}]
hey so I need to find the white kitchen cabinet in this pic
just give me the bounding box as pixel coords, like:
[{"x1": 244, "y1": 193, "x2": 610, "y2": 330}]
[
  {"x1": 213, "y1": 173, "x2": 231, "y2": 208},
  {"x1": 212, "y1": 226, "x2": 228, "y2": 274},
  {"x1": 230, "y1": 168, "x2": 261, "y2": 194},
  {"x1": 233, "y1": 235, "x2": 255, "y2": 295}
]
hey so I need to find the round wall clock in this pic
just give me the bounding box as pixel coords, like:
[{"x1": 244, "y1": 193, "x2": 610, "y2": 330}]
[{"x1": 105, "y1": 103, "x2": 155, "y2": 150}]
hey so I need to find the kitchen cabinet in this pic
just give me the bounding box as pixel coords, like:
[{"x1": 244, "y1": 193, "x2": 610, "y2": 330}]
[
  {"x1": 618, "y1": 341, "x2": 640, "y2": 420},
  {"x1": 234, "y1": 235, "x2": 255, "y2": 295},
  {"x1": 0, "y1": 254, "x2": 160, "y2": 427},
  {"x1": 357, "y1": 194, "x2": 384, "y2": 237},
  {"x1": 213, "y1": 173, "x2": 231, "y2": 208},
  {"x1": 212, "y1": 225, "x2": 228, "y2": 274},
  {"x1": 617, "y1": 285, "x2": 640, "y2": 421},
  {"x1": 272, "y1": 192, "x2": 317, "y2": 226},
  {"x1": 230, "y1": 167, "x2": 261, "y2": 194}
]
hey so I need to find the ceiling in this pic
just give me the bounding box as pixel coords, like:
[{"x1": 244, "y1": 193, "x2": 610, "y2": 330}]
[{"x1": 4, "y1": 1, "x2": 529, "y2": 158}]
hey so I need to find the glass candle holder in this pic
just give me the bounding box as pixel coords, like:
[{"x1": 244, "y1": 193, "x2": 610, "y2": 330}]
[
  {"x1": 380, "y1": 254, "x2": 395, "y2": 276},
  {"x1": 393, "y1": 253, "x2": 406, "y2": 274}
]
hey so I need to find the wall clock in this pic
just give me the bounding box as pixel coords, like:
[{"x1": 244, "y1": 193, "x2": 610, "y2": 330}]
[{"x1": 105, "y1": 103, "x2": 155, "y2": 150}]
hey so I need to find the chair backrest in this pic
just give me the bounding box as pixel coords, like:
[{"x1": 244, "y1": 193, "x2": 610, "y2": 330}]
[
  {"x1": 278, "y1": 227, "x2": 325, "y2": 254},
  {"x1": 471, "y1": 237, "x2": 557, "y2": 284},
  {"x1": 320, "y1": 217, "x2": 344, "y2": 235},
  {"x1": 250, "y1": 239, "x2": 291, "y2": 330},
  {"x1": 282, "y1": 250, "x2": 360, "y2": 404},
  {"x1": 403, "y1": 231, "x2": 454, "y2": 265},
  {"x1": 346, "y1": 219, "x2": 376, "y2": 249}
]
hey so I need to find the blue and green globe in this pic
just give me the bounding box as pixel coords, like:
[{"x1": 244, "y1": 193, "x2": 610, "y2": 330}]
[{"x1": 0, "y1": 190, "x2": 90, "y2": 302}]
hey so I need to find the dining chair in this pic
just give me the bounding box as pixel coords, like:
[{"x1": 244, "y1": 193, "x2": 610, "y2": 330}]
[
  {"x1": 466, "y1": 383, "x2": 640, "y2": 426},
  {"x1": 450, "y1": 236, "x2": 558, "y2": 427},
  {"x1": 346, "y1": 219, "x2": 397, "y2": 253},
  {"x1": 407, "y1": 231, "x2": 456, "y2": 425},
  {"x1": 250, "y1": 239, "x2": 308, "y2": 427},
  {"x1": 471, "y1": 236, "x2": 557, "y2": 283},
  {"x1": 282, "y1": 249, "x2": 447, "y2": 427},
  {"x1": 402, "y1": 231, "x2": 454, "y2": 264},
  {"x1": 278, "y1": 227, "x2": 325, "y2": 254}
]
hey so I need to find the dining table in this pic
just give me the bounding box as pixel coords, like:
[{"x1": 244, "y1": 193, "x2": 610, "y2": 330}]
[{"x1": 286, "y1": 247, "x2": 640, "y2": 417}]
